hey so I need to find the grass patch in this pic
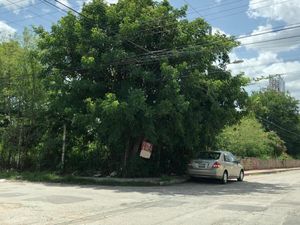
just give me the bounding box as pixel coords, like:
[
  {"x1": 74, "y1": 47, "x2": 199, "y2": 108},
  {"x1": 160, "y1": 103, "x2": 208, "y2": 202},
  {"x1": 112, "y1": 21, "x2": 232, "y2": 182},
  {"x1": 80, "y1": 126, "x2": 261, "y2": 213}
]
[{"x1": 0, "y1": 171, "x2": 177, "y2": 186}]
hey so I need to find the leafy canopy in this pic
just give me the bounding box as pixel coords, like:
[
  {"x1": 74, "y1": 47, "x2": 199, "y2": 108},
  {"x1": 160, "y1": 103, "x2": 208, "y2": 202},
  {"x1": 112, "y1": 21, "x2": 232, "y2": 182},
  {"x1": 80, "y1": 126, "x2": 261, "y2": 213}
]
[{"x1": 35, "y1": 0, "x2": 248, "y2": 176}]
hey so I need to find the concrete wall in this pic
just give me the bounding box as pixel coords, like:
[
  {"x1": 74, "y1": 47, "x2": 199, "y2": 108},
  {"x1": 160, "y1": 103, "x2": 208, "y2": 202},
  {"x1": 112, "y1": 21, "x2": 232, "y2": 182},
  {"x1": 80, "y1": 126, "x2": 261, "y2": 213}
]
[{"x1": 241, "y1": 157, "x2": 300, "y2": 170}]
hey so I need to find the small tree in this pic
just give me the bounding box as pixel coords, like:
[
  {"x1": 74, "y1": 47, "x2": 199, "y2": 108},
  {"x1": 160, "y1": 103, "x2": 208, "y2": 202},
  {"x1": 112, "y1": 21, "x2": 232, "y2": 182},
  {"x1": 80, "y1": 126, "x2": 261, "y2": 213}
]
[{"x1": 216, "y1": 115, "x2": 287, "y2": 158}]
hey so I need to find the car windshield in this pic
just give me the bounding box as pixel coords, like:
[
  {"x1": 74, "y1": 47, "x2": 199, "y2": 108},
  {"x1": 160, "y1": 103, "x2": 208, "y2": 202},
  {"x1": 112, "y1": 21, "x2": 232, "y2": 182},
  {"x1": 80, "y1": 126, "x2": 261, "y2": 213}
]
[{"x1": 196, "y1": 152, "x2": 221, "y2": 160}]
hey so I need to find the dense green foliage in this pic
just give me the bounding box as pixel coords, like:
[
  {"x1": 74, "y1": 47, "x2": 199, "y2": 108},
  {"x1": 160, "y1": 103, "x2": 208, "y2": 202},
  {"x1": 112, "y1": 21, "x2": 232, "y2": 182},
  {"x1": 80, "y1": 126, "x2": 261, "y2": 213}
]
[
  {"x1": 248, "y1": 90, "x2": 300, "y2": 156},
  {"x1": 216, "y1": 115, "x2": 287, "y2": 158},
  {"x1": 0, "y1": 29, "x2": 45, "y2": 170},
  {"x1": 0, "y1": 0, "x2": 254, "y2": 177}
]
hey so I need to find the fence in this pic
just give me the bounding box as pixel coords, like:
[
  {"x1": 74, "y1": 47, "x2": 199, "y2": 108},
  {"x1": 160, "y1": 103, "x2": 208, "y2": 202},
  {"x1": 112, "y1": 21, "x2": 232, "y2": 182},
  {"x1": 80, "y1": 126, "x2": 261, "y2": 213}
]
[{"x1": 240, "y1": 157, "x2": 300, "y2": 170}]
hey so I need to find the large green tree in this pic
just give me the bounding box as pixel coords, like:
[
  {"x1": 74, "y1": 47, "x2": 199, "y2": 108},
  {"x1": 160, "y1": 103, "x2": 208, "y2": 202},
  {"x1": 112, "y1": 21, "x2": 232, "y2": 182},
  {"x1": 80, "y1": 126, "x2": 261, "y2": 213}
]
[
  {"x1": 249, "y1": 90, "x2": 300, "y2": 156},
  {"x1": 36, "y1": 0, "x2": 248, "y2": 176}
]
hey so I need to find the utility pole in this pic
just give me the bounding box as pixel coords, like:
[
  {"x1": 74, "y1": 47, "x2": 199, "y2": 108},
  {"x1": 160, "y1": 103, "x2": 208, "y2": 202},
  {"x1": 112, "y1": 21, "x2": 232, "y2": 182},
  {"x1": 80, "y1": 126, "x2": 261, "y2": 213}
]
[{"x1": 61, "y1": 123, "x2": 67, "y2": 173}]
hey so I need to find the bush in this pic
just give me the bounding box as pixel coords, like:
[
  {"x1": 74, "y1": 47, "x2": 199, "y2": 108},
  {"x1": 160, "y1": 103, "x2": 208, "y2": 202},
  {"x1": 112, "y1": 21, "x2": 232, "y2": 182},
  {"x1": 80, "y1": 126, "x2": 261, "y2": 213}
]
[{"x1": 216, "y1": 115, "x2": 287, "y2": 158}]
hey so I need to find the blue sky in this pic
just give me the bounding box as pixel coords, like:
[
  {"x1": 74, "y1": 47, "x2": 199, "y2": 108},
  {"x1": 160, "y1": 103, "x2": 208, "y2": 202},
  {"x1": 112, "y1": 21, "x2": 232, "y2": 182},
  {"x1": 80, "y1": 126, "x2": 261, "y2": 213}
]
[{"x1": 1, "y1": 0, "x2": 300, "y2": 99}]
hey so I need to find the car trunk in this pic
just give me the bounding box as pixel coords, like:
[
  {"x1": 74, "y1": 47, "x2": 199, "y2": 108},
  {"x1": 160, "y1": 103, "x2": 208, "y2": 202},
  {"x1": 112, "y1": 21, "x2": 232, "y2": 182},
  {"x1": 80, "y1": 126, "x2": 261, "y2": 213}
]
[{"x1": 190, "y1": 159, "x2": 216, "y2": 170}]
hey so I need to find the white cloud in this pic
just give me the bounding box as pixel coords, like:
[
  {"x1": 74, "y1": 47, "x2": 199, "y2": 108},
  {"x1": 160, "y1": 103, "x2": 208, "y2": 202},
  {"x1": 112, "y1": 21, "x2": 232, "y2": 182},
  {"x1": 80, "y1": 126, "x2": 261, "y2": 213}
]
[
  {"x1": 228, "y1": 52, "x2": 279, "y2": 78},
  {"x1": 56, "y1": 0, "x2": 71, "y2": 9},
  {"x1": 0, "y1": 21, "x2": 16, "y2": 41},
  {"x1": 106, "y1": 0, "x2": 118, "y2": 3},
  {"x1": 0, "y1": 0, "x2": 35, "y2": 14},
  {"x1": 76, "y1": 0, "x2": 92, "y2": 7},
  {"x1": 211, "y1": 26, "x2": 228, "y2": 36},
  {"x1": 24, "y1": 14, "x2": 33, "y2": 19},
  {"x1": 248, "y1": 0, "x2": 300, "y2": 24},
  {"x1": 76, "y1": 0, "x2": 117, "y2": 8},
  {"x1": 228, "y1": 52, "x2": 300, "y2": 99}
]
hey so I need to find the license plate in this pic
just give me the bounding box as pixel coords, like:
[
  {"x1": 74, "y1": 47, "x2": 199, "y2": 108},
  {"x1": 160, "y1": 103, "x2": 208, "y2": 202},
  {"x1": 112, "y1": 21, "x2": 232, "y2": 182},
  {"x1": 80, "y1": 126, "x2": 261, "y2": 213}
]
[{"x1": 192, "y1": 163, "x2": 199, "y2": 168}]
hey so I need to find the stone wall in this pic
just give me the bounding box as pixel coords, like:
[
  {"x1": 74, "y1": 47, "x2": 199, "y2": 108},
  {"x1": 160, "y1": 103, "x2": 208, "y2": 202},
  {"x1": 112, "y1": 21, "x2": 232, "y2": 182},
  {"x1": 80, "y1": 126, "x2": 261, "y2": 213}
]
[{"x1": 240, "y1": 157, "x2": 300, "y2": 170}]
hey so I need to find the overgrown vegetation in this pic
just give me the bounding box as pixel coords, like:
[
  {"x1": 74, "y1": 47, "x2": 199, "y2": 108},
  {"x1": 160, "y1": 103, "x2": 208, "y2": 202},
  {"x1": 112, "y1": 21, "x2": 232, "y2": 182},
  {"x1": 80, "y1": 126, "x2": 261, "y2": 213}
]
[
  {"x1": 216, "y1": 115, "x2": 287, "y2": 158},
  {"x1": 0, "y1": 0, "x2": 299, "y2": 178}
]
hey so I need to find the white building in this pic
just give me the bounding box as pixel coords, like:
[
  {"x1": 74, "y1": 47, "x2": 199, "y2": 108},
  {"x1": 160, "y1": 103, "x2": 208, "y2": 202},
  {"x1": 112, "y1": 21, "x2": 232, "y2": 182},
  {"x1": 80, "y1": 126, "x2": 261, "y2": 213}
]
[{"x1": 268, "y1": 75, "x2": 285, "y2": 93}]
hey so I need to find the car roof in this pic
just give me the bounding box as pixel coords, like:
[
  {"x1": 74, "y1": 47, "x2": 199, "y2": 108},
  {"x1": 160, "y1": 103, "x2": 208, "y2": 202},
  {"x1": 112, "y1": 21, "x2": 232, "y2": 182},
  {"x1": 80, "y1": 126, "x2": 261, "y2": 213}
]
[{"x1": 198, "y1": 150, "x2": 229, "y2": 154}]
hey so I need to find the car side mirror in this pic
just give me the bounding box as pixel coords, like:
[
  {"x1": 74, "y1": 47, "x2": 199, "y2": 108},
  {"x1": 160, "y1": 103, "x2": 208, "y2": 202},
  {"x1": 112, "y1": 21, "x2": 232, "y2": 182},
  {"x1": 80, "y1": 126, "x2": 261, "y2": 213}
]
[{"x1": 234, "y1": 160, "x2": 240, "y2": 164}]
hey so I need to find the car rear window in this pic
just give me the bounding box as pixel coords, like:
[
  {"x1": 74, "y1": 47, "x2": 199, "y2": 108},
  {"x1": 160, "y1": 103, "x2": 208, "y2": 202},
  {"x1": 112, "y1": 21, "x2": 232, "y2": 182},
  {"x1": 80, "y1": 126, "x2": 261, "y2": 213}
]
[{"x1": 196, "y1": 152, "x2": 221, "y2": 160}]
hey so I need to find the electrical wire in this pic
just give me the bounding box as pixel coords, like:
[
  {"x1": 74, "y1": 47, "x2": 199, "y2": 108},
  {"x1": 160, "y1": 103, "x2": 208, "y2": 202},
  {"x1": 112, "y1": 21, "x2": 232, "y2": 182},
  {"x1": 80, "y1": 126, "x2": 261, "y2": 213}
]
[
  {"x1": 2, "y1": 0, "x2": 300, "y2": 71},
  {"x1": 38, "y1": 0, "x2": 294, "y2": 41},
  {"x1": 199, "y1": 0, "x2": 290, "y2": 19},
  {"x1": 41, "y1": 0, "x2": 150, "y2": 53},
  {"x1": 113, "y1": 32, "x2": 300, "y2": 65},
  {"x1": 259, "y1": 117, "x2": 300, "y2": 138},
  {"x1": 2, "y1": 10, "x2": 62, "y2": 27},
  {"x1": 4, "y1": 0, "x2": 57, "y2": 25},
  {"x1": 0, "y1": 0, "x2": 31, "y2": 10},
  {"x1": 188, "y1": 0, "x2": 244, "y2": 13},
  {"x1": 40, "y1": 0, "x2": 69, "y2": 14},
  {"x1": 3, "y1": 0, "x2": 297, "y2": 53},
  {"x1": 108, "y1": 0, "x2": 293, "y2": 37},
  {"x1": 0, "y1": 1, "x2": 44, "y2": 17}
]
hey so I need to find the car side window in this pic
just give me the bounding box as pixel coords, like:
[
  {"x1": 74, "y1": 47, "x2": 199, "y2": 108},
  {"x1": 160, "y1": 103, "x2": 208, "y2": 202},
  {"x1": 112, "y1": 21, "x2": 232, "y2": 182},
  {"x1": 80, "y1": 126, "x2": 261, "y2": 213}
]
[
  {"x1": 221, "y1": 154, "x2": 226, "y2": 161},
  {"x1": 224, "y1": 153, "x2": 231, "y2": 162},
  {"x1": 228, "y1": 153, "x2": 236, "y2": 162}
]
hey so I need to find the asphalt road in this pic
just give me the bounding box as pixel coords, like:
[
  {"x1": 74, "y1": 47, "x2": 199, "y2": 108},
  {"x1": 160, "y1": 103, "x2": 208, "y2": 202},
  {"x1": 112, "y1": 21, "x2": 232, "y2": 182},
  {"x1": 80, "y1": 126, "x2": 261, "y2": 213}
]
[{"x1": 1, "y1": 170, "x2": 300, "y2": 225}]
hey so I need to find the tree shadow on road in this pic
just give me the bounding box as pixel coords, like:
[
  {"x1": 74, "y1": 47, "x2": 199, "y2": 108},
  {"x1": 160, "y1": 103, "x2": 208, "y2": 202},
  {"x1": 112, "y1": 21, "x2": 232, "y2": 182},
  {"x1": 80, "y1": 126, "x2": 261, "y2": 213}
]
[
  {"x1": 102, "y1": 180, "x2": 289, "y2": 197},
  {"x1": 41, "y1": 177, "x2": 292, "y2": 197}
]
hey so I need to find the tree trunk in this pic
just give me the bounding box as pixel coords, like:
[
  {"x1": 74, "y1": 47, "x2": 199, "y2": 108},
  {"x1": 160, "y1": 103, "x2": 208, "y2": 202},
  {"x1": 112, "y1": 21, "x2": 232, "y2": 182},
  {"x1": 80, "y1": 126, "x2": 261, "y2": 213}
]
[
  {"x1": 123, "y1": 139, "x2": 130, "y2": 177},
  {"x1": 61, "y1": 123, "x2": 67, "y2": 173},
  {"x1": 130, "y1": 137, "x2": 143, "y2": 158},
  {"x1": 123, "y1": 137, "x2": 143, "y2": 177},
  {"x1": 17, "y1": 123, "x2": 23, "y2": 169}
]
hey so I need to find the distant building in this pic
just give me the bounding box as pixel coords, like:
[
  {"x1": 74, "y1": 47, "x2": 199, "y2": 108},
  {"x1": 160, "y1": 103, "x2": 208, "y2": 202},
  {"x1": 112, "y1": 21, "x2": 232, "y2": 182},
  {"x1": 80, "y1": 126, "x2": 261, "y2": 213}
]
[{"x1": 268, "y1": 75, "x2": 285, "y2": 93}]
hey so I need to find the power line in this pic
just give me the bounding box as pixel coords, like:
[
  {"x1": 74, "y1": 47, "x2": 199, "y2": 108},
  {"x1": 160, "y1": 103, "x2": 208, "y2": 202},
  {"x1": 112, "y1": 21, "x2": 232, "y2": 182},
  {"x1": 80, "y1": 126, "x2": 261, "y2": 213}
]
[
  {"x1": 38, "y1": 0, "x2": 292, "y2": 43},
  {"x1": 188, "y1": 0, "x2": 280, "y2": 15},
  {"x1": 4, "y1": 0, "x2": 56, "y2": 25},
  {"x1": 6, "y1": 0, "x2": 299, "y2": 54},
  {"x1": 0, "y1": 0, "x2": 30, "y2": 10},
  {"x1": 201, "y1": 0, "x2": 290, "y2": 18},
  {"x1": 2, "y1": 10, "x2": 61, "y2": 27},
  {"x1": 0, "y1": 1, "x2": 44, "y2": 16},
  {"x1": 4, "y1": 0, "x2": 299, "y2": 68},
  {"x1": 42, "y1": 0, "x2": 150, "y2": 53},
  {"x1": 242, "y1": 34, "x2": 300, "y2": 46},
  {"x1": 40, "y1": 0, "x2": 69, "y2": 14},
  {"x1": 259, "y1": 117, "x2": 300, "y2": 138},
  {"x1": 120, "y1": 0, "x2": 292, "y2": 37},
  {"x1": 209, "y1": 0, "x2": 291, "y2": 21},
  {"x1": 53, "y1": 0, "x2": 81, "y2": 15},
  {"x1": 182, "y1": 0, "x2": 203, "y2": 18},
  {"x1": 113, "y1": 32, "x2": 300, "y2": 65},
  {"x1": 188, "y1": 0, "x2": 244, "y2": 13}
]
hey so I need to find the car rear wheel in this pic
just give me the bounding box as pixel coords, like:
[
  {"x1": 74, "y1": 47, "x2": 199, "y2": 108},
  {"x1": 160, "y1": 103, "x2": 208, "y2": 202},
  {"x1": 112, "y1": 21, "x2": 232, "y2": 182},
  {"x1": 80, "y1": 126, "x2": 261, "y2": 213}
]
[
  {"x1": 221, "y1": 171, "x2": 228, "y2": 184},
  {"x1": 237, "y1": 170, "x2": 244, "y2": 181}
]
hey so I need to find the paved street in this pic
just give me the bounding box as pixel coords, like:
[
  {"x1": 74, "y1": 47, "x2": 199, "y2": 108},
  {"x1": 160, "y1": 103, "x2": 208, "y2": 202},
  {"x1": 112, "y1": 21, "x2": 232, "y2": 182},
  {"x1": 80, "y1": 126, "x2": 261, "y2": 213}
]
[{"x1": 1, "y1": 170, "x2": 300, "y2": 225}]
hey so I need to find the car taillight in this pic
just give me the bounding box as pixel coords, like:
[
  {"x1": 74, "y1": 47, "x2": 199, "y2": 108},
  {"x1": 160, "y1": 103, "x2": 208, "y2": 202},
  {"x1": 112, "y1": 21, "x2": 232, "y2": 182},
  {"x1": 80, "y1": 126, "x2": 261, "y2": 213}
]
[{"x1": 212, "y1": 161, "x2": 221, "y2": 168}]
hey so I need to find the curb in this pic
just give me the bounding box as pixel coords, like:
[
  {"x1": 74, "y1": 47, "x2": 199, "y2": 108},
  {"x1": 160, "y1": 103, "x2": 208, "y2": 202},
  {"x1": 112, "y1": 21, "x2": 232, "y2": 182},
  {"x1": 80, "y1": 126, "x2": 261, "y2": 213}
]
[
  {"x1": 80, "y1": 176, "x2": 188, "y2": 186},
  {"x1": 157, "y1": 178, "x2": 188, "y2": 186},
  {"x1": 245, "y1": 167, "x2": 300, "y2": 176}
]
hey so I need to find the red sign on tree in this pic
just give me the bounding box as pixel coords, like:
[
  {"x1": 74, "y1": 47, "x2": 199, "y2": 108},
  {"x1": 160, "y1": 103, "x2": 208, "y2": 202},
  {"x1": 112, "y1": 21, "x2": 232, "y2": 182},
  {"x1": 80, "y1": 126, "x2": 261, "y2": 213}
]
[{"x1": 140, "y1": 140, "x2": 153, "y2": 159}]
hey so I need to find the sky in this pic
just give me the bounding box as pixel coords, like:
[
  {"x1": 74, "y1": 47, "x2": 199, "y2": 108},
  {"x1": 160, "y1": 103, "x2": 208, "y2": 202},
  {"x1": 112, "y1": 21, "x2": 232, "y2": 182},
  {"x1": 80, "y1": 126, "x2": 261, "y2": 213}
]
[{"x1": 0, "y1": 0, "x2": 300, "y2": 99}]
